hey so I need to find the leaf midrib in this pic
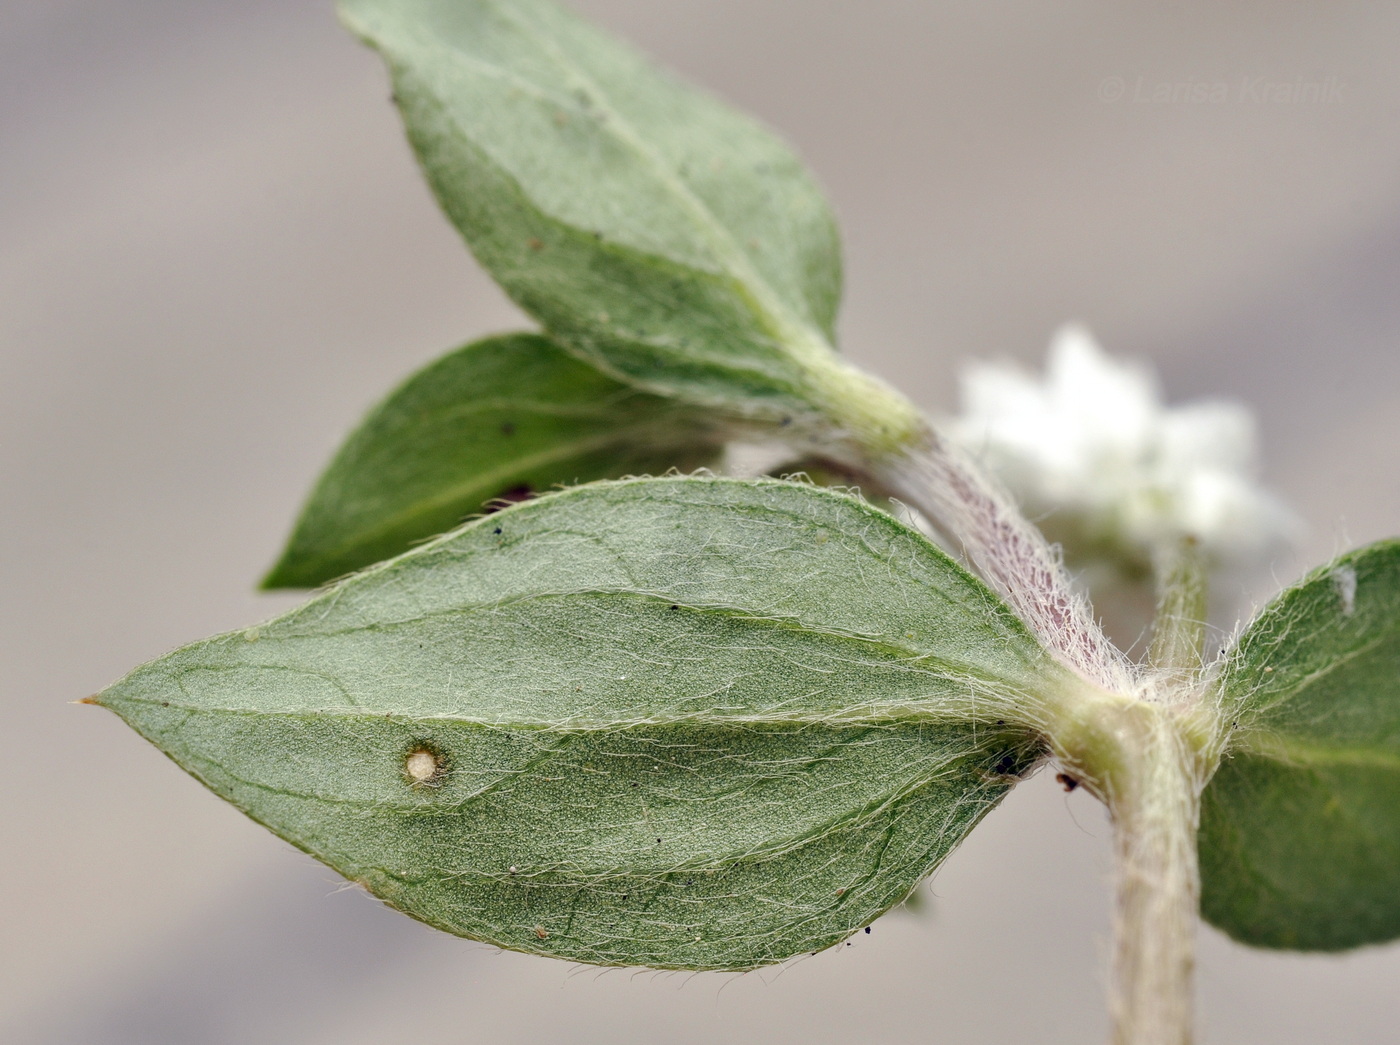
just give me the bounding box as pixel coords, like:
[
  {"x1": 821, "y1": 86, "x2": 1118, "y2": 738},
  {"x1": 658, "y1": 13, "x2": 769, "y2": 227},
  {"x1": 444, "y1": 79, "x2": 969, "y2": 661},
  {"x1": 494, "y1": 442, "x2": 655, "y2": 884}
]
[
  {"x1": 181, "y1": 731, "x2": 1001, "y2": 877},
  {"x1": 261, "y1": 586, "x2": 1035, "y2": 691},
  {"x1": 120, "y1": 694, "x2": 1025, "y2": 732},
  {"x1": 404, "y1": 0, "x2": 827, "y2": 364}
]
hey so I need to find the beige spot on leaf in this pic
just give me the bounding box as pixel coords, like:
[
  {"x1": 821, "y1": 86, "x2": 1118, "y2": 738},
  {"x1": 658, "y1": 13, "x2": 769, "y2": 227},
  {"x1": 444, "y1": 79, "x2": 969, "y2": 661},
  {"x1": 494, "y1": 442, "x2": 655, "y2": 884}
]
[{"x1": 405, "y1": 749, "x2": 440, "y2": 785}]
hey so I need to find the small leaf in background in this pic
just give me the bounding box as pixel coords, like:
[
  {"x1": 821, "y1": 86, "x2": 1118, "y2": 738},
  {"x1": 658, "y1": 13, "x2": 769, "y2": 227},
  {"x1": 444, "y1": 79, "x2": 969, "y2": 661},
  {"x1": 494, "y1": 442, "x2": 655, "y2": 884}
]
[
  {"x1": 263, "y1": 332, "x2": 723, "y2": 588},
  {"x1": 101, "y1": 477, "x2": 1061, "y2": 969},
  {"x1": 1200, "y1": 539, "x2": 1400, "y2": 950},
  {"x1": 339, "y1": 0, "x2": 921, "y2": 450}
]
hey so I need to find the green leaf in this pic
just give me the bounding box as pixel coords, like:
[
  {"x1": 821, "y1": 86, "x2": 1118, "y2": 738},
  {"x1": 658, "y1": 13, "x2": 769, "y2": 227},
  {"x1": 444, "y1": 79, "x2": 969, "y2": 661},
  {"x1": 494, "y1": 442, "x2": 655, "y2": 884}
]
[
  {"x1": 100, "y1": 477, "x2": 1062, "y2": 969},
  {"x1": 1200, "y1": 539, "x2": 1400, "y2": 950},
  {"x1": 765, "y1": 453, "x2": 899, "y2": 515},
  {"x1": 263, "y1": 332, "x2": 723, "y2": 589},
  {"x1": 338, "y1": 0, "x2": 923, "y2": 453}
]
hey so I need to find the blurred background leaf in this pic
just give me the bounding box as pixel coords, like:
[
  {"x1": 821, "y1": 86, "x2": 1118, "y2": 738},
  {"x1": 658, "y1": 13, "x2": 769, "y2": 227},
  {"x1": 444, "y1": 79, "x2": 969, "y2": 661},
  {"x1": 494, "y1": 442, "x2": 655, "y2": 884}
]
[
  {"x1": 263, "y1": 332, "x2": 725, "y2": 587},
  {"x1": 1202, "y1": 539, "x2": 1400, "y2": 950}
]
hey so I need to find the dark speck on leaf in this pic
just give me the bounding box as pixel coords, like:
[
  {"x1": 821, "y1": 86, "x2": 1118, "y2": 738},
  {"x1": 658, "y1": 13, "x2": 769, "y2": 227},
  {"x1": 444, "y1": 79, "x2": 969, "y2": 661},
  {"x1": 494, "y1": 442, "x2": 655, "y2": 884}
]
[
  {"x1": 485, "y1": 485, "x2": 534, "y2": 514},
  {"x1": 992, "y1": 752, "x2": 1020, "y2": 776},
  {"x1": 669, "y1": 604, "x2": 678, "y2": 610},
  {"x1": 864, "y1": 926, "x2": 871, "y2": 934},
  {"x1": 656, "y1": 838, "x2": 662, "y2": 844},
  {"x1": 493, "y1": 527, "x2": 502, "y2": 535},
  {"x1": 996, "y1": 720, "x2": 1005, "y2": 726},
  {"x1": 500, "y1": 421, "x2": 516, "y2": 436}
]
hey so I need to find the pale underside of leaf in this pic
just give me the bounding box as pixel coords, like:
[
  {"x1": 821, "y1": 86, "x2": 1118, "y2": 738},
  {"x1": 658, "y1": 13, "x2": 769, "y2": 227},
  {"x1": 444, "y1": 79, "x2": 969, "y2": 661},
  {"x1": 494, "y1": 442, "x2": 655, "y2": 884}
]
[
  {"x1": 1200, "y1": 539, "x2": 1400, "y2": 950},
  {"x1": 338, "y1": 0, "x2": 845, "y2": 424},
  {"x1": 103, "y1": 478, "x2": 1059, "y2": 968}
]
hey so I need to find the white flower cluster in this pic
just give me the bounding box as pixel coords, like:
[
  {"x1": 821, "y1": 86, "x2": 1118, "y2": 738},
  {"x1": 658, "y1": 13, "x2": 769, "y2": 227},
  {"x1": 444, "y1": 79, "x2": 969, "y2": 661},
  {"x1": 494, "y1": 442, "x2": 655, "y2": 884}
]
[{"x1": 950, "y1": 325, "x2": 1298, "y2": 574}]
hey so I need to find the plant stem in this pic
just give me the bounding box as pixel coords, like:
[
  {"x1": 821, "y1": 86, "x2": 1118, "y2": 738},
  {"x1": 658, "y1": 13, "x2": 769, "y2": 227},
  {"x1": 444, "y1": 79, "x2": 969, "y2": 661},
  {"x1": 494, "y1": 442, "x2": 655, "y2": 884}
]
[
  {"x1": 1103, "y1": 534, "x2": 1212, "y2": 1045},
  {"x1": 1104, "y1": 709, "x2": 1203, "y2": 1045},
  {"x1": 868, "y1": 427, "x2": 1219, "y2": 1044},
  {"x1": 1029, "y1": 535, "x2": 1214, "y2": 1045},
  {"x1": 1147, "y1": 536, "x2": 1209, "y2": 682},
  {"x1": 1048, "y1": 695, "x2": 1208, "y2": 1045},
  {"x1": 869, "y1": 434, "x2": 1133, "y2": 694}
]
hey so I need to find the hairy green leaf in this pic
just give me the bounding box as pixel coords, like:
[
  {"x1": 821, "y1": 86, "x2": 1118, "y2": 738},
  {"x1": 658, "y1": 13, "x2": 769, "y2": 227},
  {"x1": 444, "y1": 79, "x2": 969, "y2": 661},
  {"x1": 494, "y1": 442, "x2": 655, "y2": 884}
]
[
  {"x1": 338, "y1": 0, "x2": 922, "y2": 451},
  {"x1": 764, "y1": 453, "x2": 900, "y2": 515},
  {"x1": 1201, "y1": 539, "x2": 1400, "y2": 950},
  {"x1": 263, "y1": 332, "x2": 723, "y2": 589},
  {"x1": 101, "y1": 477, "x2": 1062, "y2": 969}
]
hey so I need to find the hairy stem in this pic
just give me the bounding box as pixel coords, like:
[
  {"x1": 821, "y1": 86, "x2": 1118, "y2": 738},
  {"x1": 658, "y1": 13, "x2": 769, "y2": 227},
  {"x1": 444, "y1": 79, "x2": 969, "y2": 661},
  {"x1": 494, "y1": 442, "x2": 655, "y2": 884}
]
[
  {"x1": 1047, "y1": 693, "x2": 1207, "y2": 1045},
  {"x1": 1105, "y1": 711, "x2": 1203, "y2": 1045},
  {"x1": 1035, "y1": 535, "x2": 1215, "y2": 1045},
  {"x1": 1147, "y1": 536, "x2": 1209, "y2": 684},
  {"x1": 1099, "y1": 539, "x2": 1213, "y2": 1045},
  {"x1": 867, "y1": 430, "x2": 1132, "y2": 694},
  {"x1": 852, "y1": 416, "x2": 1218, "y2": 1045}
]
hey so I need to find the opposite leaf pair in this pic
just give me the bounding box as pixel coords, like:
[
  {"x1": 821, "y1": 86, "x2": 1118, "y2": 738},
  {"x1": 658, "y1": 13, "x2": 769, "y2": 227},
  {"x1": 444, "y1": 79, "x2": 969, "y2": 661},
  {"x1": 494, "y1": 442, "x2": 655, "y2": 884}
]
[
  {"x1": 266, "y1": 0, "x2": 924, "y2": 591},
  {"x1": 100, "y1": 470, "x2": 1400, "y2": 965},
  {"x1": 94, "y1": 0, "x2": 1400, "y2": 983}
]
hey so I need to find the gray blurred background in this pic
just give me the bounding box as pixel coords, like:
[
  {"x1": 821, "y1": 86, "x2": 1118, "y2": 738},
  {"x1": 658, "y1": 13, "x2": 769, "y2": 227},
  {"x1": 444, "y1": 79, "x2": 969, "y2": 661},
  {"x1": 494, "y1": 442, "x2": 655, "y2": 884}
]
[{"x1": 4, "y1": 1, "x2": 1400, "y2": 1042}]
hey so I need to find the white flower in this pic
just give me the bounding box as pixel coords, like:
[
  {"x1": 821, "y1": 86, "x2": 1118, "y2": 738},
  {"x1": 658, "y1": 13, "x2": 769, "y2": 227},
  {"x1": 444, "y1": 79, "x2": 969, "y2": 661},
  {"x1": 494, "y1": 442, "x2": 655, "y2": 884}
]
[{"x1": 950, "y1": 324, "x2": 1298, "y2": 574}]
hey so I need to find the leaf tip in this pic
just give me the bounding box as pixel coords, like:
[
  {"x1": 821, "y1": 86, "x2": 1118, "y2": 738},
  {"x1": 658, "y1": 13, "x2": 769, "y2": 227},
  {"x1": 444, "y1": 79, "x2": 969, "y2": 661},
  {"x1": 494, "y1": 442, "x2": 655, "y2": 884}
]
[
  {"x1": 258, "y1": 556, "x2": 308, "y2": 592},
  {"x1": 257, "y1": 570, "x2": 288, "y2": 592}
]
